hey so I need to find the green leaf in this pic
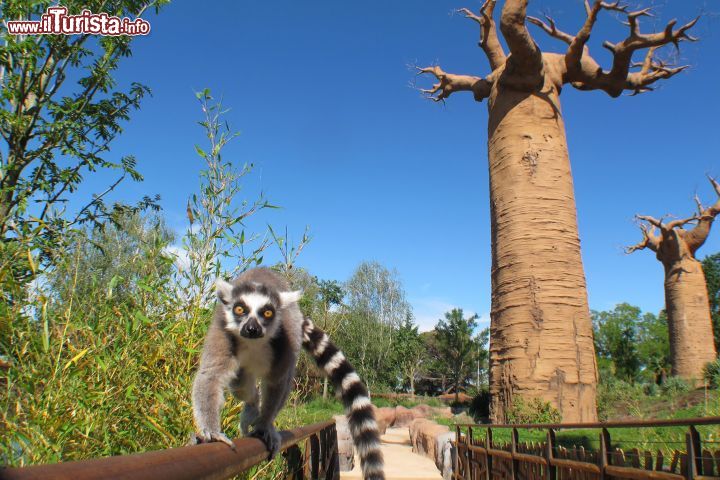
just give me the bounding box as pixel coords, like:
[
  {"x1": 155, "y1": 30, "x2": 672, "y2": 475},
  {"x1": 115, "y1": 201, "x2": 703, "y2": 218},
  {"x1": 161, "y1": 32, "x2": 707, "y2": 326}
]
[{"x1": 194, "y1": 145, "x2": 207, "y2": 159}]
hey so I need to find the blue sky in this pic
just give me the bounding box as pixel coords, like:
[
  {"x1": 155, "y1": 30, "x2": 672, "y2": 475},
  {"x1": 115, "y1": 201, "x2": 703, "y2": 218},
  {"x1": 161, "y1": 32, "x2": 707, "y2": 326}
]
[{"x1": 77, "y1": 0, "x2": 719, "y2": 330}]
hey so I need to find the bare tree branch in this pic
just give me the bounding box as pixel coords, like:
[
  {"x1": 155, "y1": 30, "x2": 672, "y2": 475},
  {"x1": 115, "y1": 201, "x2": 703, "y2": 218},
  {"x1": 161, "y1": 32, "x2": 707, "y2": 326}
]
[
  {"x1": 685, "y1": 175, "x2": 720, "y2": 253},
  {"x1": 416, "y1": 66, "x2": 492, "y2": 102},
  {"x1": 626, "y1": 223, "x2": 660, "y2": 253},
  {"x1": 457, "y1": 1, "x2": 506, "y2": 70},
  {"x1": 527, "y1": 15, "x2": 574, "y2": 45},
  {"x1": 665, "y1": 215, "x2": 699, "y2": 231},
  {"x1": 636, "y1": 214, "x2": 664, "y2": 229},
  {"x1": 567, "y1": 1, "x2": 627, "y2": 70},
  {"x1": 499, "y1": 0, "x2": 544, "y2": 86},
  {"x1": 530, "y1": 1, "x2": 699, "y2": 97}
]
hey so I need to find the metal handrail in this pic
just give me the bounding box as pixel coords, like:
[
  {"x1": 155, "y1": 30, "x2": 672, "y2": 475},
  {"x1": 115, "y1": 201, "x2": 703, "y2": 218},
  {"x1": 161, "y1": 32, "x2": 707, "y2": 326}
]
[{"x1": 0, "y1": 420, "x2": 338, "y2": 480}]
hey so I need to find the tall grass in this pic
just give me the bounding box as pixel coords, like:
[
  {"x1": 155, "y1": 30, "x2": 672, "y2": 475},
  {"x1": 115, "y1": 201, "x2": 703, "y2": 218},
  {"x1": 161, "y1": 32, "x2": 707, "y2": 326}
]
[{"x1": 0, "y1": 92, "x2": 295, "y2": 467}]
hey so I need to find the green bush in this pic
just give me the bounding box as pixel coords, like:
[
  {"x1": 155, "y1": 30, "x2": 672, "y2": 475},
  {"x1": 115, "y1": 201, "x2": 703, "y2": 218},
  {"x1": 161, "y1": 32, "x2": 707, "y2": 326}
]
[
  {"x1": 597, "y1": 377, "x2": 644, "y2": 421},
  {"x1": 703, "y1": 359, "x2": 720, "y2": 388},
  {"x1": 661, "y1": 376, "x2": 691, "y2": 396},
  {"x1": 505, "y1": 396, "x2": 561, "y2": 424}
]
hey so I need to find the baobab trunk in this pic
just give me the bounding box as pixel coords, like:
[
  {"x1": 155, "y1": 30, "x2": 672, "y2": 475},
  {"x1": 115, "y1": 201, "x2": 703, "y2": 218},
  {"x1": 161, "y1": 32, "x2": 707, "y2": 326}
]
[
  {"x1": 628, "y1": 177, "x2": 720, "y2": 381},
  {"x1": 418, "y1": 0, "x2": 698, "y2": 422},
  {"x1": 664, "y1": 259, "x2": 715, "y2": 378},
  {"x1": 488, "y1": 74, "x2": 597, "y2": 423}
]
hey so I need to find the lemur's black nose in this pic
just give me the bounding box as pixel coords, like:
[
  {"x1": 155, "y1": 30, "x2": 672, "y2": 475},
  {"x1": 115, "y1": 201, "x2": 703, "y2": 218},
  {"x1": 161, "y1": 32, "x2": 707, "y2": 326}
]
[{"x1": 241, "y1": 319, "x2": 263, "y2": 339}]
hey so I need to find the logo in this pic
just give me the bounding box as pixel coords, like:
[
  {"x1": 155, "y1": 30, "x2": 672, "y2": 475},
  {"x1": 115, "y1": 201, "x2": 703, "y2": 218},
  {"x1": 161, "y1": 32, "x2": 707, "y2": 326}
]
[{"x1": 5, "y1": 6, "x2": 151, "y2": 36}]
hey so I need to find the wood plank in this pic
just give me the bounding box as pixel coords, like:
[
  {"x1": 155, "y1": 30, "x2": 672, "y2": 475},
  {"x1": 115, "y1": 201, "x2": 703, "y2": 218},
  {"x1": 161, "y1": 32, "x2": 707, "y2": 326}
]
[
  {"x1": 605, "y1": 465, "x2": 684, "y2": 480},
  {"x1": 630, "y1": 448, "x2": 641, "y2": 468},
  {"x1": 644, "y1": 450, "x2": 653, "y2": 471},
  {"x1": 550, "y1": 458, "x2": 601, "y2": 474},
  {"x1": 655, "y1": 450, "x2": 664, "y2": 472},
  {"x1": 670, "y1": 450, "x2": 680, "y2": 473},
  {"x1": 702, "y1": 449, "x2": 714, "y2": 476}
]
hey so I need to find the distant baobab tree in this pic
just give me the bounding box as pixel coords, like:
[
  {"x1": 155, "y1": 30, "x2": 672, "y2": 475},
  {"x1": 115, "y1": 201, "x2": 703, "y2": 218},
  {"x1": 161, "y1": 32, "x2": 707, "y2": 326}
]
[
  {"x1": 417, "y1": 0, "x2": 698, "y2": 422},
  {"x1": 627, "y1": 177, "x2": 719, "y2": 382}
]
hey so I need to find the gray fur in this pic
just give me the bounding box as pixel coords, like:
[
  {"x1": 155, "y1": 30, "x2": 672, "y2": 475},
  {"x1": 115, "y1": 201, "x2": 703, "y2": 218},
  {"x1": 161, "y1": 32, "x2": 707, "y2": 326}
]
[
  {"x1": 191, "y1": 268, "x2": 302, "y2": 457},
  {"x1": 192, "y1": 268, "x2": 384, "y2": 480}
]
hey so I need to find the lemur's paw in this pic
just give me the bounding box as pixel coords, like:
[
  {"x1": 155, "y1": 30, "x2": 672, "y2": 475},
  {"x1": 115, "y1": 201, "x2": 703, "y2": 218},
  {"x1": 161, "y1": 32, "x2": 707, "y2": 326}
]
[
  {"x1": 191, "y1": 430, "x2": 236, "y2": 450},
  {"x1": 249, "y1": 425, "x2": 281, "y2": 459}
]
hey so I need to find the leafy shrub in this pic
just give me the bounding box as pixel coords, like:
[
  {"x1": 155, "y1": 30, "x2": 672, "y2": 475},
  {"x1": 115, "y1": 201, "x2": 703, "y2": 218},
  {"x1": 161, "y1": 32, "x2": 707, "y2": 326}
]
[
  {"x1": 703, "y1": 359, "x2": 720, "y2": 388},
  {"x1": 505, "y1": 397, "x2": 561, "y2": 424},
  {"x1": 597, "y1": 377, "x2": 644, "y2": 421},
  {"x1": 661, "y1": 377, "x2": 691, "y2": 396},
  {"x1": 642, "y1": 382, "x2": 659, "y2": 397}
]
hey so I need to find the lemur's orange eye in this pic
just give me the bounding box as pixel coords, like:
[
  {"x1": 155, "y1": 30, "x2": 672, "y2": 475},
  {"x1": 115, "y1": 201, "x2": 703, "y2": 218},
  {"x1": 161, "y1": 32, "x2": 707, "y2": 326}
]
[
  {"x1": 263, "y1": 310, "x2": 273, "y2": 318},
  {"x1": 234, "y1": 305, "x2": 245, "y2": 315}
]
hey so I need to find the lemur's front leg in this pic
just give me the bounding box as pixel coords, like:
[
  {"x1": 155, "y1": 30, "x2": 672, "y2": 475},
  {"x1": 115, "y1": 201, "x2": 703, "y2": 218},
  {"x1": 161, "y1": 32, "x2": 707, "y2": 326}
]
[
  {"x1": 191, "y1": 366, "x2": 235, "y2": 449},
  {"x1": 229, "y1": 370, "x2": 260, "y2": 435},
  {"x1": 249, "y1": 373, "x2": 293, "y2": 458}
]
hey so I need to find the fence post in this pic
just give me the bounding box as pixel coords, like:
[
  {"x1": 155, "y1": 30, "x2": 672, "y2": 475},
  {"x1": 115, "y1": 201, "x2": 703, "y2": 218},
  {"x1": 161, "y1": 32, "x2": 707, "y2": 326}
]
[
  {"x1": 467, "y1": 426, "x2": 473, "y2": 480},
  {"x1": 599, "y1": 428, "x2": 611, "y2": 480},
  {"x1": 487, "y1": 428, "x2": 493, "y2": 480},
  {"x1": 686, "y1": 425, "x2": 701, "y2": 479},
  {"x1": 455, "y1": 425, "x2": 461, "y2": 480},
  {"x1": 329, "y1": 423, "x2": 340, "y2": 480},
  {"x1": 511, "y1": 428, "x2": 519, "y2": 480},
  {"x1": 284, "y1": 445, "x2": 304, "y2": 480},
  {"x1": 309, "y1": 433, "x2": 320, "y2": 479},
  {"x1": 545, "y1": 428, "x2": 556, "y2": 480}
]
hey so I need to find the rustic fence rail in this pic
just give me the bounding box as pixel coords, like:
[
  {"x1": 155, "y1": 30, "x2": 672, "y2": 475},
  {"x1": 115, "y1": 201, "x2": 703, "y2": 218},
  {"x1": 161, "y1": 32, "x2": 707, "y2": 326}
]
[
  {"x1": 454, "y1": 417, "x2": 720, "y2": 480},
  {"x1": 0, "y1": 420, "x2": 339, "y2": 480}
]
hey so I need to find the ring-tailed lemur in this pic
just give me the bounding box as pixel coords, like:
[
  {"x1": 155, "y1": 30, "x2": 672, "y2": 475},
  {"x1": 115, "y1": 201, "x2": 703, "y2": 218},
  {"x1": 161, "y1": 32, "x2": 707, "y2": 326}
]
[{"x1": 191, "y1": 267, "x2": 384, "y2": 480}]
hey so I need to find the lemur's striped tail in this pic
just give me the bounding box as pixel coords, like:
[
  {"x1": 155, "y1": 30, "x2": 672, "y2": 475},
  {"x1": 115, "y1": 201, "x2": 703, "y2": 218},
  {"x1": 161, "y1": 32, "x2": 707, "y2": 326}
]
[{"x1": 302, "y1": 317, "x2": 385, "y2": 480}]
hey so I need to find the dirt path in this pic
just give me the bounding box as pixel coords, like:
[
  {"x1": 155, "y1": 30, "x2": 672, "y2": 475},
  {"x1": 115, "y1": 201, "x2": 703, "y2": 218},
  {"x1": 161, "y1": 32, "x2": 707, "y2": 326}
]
[{"x1": 340, "y1": 427, "x2": 442, "y2": 480}]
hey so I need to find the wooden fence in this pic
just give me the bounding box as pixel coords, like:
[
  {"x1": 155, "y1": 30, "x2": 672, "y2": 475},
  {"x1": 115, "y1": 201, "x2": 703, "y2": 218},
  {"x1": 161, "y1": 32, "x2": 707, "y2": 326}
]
[
  {"x1": 454, "y1": 417, "x2": 720, "y2": 480},
  {"x1": 0, "y1": 420, "x2": 339, "y2": 480}
]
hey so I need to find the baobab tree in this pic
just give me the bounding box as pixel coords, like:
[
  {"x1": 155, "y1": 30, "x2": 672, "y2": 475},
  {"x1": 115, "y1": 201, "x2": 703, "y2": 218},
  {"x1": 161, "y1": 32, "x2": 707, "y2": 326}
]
[
  {"x1": 627, "y1": 177, "x2": 719, "y2": 382},
  {"x1": 417, "y1": 1, "x2": 698, "y2": 422}
]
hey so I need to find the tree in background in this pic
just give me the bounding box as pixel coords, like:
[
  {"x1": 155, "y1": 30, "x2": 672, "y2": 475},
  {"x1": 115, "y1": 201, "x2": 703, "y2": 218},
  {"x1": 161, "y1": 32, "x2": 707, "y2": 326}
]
[
  {"x1": 593, "y1": 304, "x2": 642, "y2": 382},
  {"x1": 628, "y1": 177, "x2": 719, "y2": 381},
  {"x1": 391, "y1": 315, "x2": 426, "y2": 396},
  {"x1": 475, "y1": 327, "x2": 490, "y2": 388},
  {"x1": 702, "y1": 253, "x2": 720, "y2": 351},
  {"x1": 0, "y1": 0, "x2": 167, "y2": 335},
  {"x1": 289, "y1": 271, "x2": 345, "y2": 398},
  {"x1": 0, "y1": 0, "x2": 166, "y2": 253},
  {"x1": 435, "y1": 308, "x2": 479, "y2": 403},
  {"x1": 593, "y1": 304, "x2": 671, "y2": 385},
  {"x1": 339, "y1": 261, "x2": 411, "y2": 389},
  {"x1": 637, "y1": 311, "x2": 671, "y2": 385},
  {"x1": 418, "y1": 0, "x2": 700, "y2": 423}
]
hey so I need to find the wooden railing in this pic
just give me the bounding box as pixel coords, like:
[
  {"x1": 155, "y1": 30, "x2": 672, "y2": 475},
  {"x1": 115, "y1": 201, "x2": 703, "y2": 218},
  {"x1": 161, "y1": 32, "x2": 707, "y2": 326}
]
[
  {"x1": 454, "y1": 417, "x2": 720, "y2": 480},
  {"x1": 0, "y1": 420, "x2": 339, "y2": 480}
]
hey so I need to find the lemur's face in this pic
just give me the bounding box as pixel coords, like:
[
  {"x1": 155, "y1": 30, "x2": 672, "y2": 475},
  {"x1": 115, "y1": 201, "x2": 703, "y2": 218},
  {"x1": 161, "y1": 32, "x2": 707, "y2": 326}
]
[{"x1": 215, "y1": 279, "x2": 300, "y2": 339}]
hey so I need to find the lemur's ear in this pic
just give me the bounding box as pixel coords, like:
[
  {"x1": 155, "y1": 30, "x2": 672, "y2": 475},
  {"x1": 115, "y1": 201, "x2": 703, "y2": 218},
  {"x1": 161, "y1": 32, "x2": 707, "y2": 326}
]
[
  {"x1": 279, "y1": 290, "x2": 302, "y2": 307},
  {"x1": 215, "y1": 279, "x2": 233, "y2": 305}
]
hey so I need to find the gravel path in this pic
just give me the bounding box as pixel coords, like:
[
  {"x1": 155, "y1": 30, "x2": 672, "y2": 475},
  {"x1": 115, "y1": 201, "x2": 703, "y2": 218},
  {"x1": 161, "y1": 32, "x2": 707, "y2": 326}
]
[{"x1": 340, "y1": 427, "x2": 442, "y2": 480}]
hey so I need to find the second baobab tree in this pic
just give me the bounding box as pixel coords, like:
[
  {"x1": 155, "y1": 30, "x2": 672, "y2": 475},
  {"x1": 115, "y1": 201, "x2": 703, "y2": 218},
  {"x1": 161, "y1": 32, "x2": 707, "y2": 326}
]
[
  {"x1": 627, "y1": 177, "x2": 720, "y2": 383},
  {"x1": 418, "y1": 1, "x2": 698, "y2": 422}
]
